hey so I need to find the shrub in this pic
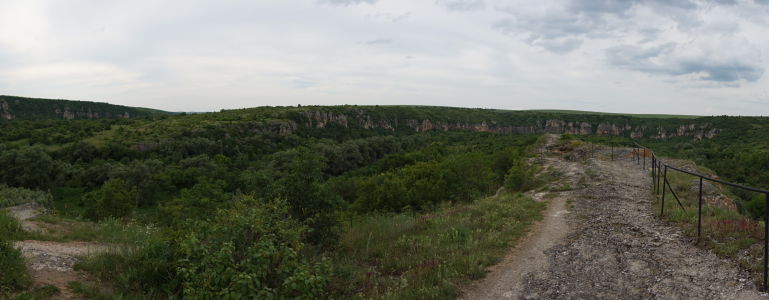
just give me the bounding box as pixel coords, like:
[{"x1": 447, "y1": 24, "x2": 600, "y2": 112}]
[
  {"x1": 83, "y1": 178, "x2": 137, "y2": 221},
  {"x1": 177, "y1": 197, "x2": 330, "y2": 299}
]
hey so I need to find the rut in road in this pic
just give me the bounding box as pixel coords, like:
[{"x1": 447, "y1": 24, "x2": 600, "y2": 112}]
[{"x1": 463, "y1": 139, "x2": 764, "y2": 299}]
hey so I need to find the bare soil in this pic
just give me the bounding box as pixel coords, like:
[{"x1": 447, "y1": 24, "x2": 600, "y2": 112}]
[{"x1": 463, "y1": 136, "x2": 764, "y2": 299}]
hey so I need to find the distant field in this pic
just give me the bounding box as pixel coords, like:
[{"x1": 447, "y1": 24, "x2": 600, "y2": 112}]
[{"x1": 525, "y1": 109, "x2": 703, "y2": 119}]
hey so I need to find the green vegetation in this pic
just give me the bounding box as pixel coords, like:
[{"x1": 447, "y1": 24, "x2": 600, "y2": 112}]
[
  {"x1": 0, "y1": 211, "x2": 31, "y2": 297},
  {"x1": 329, "y1": 193, "x2": 544, "y2": 298},
  {"x1": 3, "y1": 99, "x2": 767, "y2": 298},
  {"x1": 0, "y1": 185, "x2": 52, "y2": 208},
  {"x1": 2, "y1": 100, "x2": 562, "y2": 298}
]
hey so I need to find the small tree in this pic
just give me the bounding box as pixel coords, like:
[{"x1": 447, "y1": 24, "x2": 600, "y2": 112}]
[{"x1": 83, "y1": 178, "x2": 137, "y2": 221}]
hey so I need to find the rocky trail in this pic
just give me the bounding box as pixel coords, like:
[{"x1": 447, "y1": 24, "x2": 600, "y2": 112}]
[
  {"x1": 463, "y1": 135, "x2": 765, "y2": 299},
  {"x1": 6, "y1": 203, "x2": 109, "y2": 299}
]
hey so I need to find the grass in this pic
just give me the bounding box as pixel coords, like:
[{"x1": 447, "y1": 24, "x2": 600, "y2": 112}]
[
  {"x1": 551, "y1": 183, "x2": 572, "y2": 192},
  {"x1": 327, "y1": 192, "x2": 545, "y2": 299},
  {"x1": 67, "y1": 281, "x2": 116, "y2": 300},
  {"x1": 28, "y1": 215, "x2": 160, "y2": 245},
  {"x1": 654, "y1": 166, "x2": 766, "y2": 286},
  {"x1": 11, "y1": 285, "x2": 60, "y2": 300}
]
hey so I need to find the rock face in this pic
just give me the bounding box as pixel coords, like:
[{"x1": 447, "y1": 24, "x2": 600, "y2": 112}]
[
  {"x1": 54, "y1": 106, "x2": 132, "y2": 120},
  {"x1": 1, "y1": 101, "x2": 12, "y2": 120},
  {"x1": 296, "y1": 110, "x2": 719, "y2": 140},
  {"x1": 652, "y1": 124, "x2": 718, "y2": 141}
]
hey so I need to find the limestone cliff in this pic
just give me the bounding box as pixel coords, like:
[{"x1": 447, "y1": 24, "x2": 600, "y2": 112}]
[{"x1": 296, "y1": 109, "x2": 718, "y2": 140}]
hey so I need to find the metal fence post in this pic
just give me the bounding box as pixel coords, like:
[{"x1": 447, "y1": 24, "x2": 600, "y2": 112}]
[
  {"x1": 611, "y1": 143, "x2": 614, "y2": 161},
  {"x1": 643, "y1": 149, "x2": 646, "y2": 169},
  {"x1": 661, "y1": 165, "x2": 668, "y2": 216},
  {"x1": 652, "y1": 156, "x2": 656, "y2": 191},
  {"x1": 697, "y1": 177, "x2": 703, "y2": 242},
  {"x1": 657, "y1": 161, "x2": 662, "y2": 195}
]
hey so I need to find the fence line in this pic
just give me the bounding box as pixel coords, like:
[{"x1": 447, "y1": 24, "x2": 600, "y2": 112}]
[{"x1": 628, "y1": 142, "x2": 769, "y2": 292}]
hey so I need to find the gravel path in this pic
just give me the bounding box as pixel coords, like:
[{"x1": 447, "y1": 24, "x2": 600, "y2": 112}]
[{"x1": 463, "y1": 137, "x2": 764, "y2": 299}]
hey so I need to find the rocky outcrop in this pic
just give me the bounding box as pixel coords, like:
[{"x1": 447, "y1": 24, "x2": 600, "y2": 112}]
[
  {"x1": 652, "y1": 124, "x2": 719, "y2": 141},
  {"x1": 1, "y1": 101, "x2": 13, "y2": 120},
  {"x1": 53, "y1": 106, "x2": 133, "y2": 120}
]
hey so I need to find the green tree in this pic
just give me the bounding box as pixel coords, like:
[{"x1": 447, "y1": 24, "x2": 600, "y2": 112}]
[
  {"x1": 83, "y1": 178, "x2": 137, "y2": 221},
  {"x1": 0, "y1": 146, "x2": 57, "y2": 189}
]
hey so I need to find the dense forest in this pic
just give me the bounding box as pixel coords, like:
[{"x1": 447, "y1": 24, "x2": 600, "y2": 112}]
[{"x1": 1, "y1": 98, "x2": 768, "y2": 298}]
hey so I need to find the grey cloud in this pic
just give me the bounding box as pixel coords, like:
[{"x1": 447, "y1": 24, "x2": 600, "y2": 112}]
[
  {"x1": 493, "y1": 0, "x2": 708, "y2": 54},
  {"x1": 364, "y1": 38, "x2": 392, "y2": 45},
  {"x1": 319, "y1": 0, "x2": 377, "y2": 6},
  {"x1": 567, "y1": 0, "x2": 636, "y2": 16},
  {"x1": 436, "y1": 0, "x2": 484, "y2": 11},
  {"x1": 368, "y1": 12, "x2": 411, "y2": 22},
  {"x1": 493, "y1": 10, "x2": 598, "y2": 53},
  {"x1": 711, "y1": 0, "x2": 738, "y2": 5},
  {"x1": 606, "y1": 43, "x2": 764, "y2": 83},
  {"x1": 533, "y1": 37, "x2": 584, "y2": 53},
  {"x1": 683, "y1": 63, "x2": 763, "y2": 82}
]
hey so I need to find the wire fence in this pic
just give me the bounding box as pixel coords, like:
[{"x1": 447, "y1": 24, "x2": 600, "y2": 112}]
[{"x1": 629, "y1": 142, "x2": 769, "y2": 291}]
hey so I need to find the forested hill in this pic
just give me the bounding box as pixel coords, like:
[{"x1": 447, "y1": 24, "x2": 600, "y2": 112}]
[{"x1": 0, "y1": 95, "x2": 167, "y2": 121}]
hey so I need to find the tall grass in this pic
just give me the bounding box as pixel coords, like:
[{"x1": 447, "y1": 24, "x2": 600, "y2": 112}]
[
  {"x1": 328, "y1": 192, "x2": 545, "y2": 299},
  {"x1": 30, "y1": 215, "x2": 161, "y2": 245}
]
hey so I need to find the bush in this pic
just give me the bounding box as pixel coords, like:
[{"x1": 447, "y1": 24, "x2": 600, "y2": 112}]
[
  {"x1": 0, "y1": 185, "x2": 53, "y2": 208},
  {"x1": 83, "y1": 178, "x2": 137, "y2": 221},
  {"x1": 0, "y1": 239, "x2": 31, "y2": 296},
  {"x1": 177, "y1": 197, "x2": 330, "y2": 299},
  {"x1": 504, "y1": 159, "x2": 535, "y2": 192}
]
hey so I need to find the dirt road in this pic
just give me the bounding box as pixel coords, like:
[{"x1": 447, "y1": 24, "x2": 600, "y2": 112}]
[
  {"x1": 463, "y1": 136, "x2": 763, "y2": 299},
  {"x1": 6, "y1": 203, "x2": 108, "y2": 299}
]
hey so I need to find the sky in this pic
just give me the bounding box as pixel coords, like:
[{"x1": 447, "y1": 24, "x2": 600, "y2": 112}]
[{"x1": 0, "y1": 0, "x2": 768, "y2": 115}]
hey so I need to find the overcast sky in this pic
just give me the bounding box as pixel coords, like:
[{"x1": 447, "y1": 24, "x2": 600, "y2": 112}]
[{"x1": 1, "y1": 0, "x2": 768, "y2": 115}]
